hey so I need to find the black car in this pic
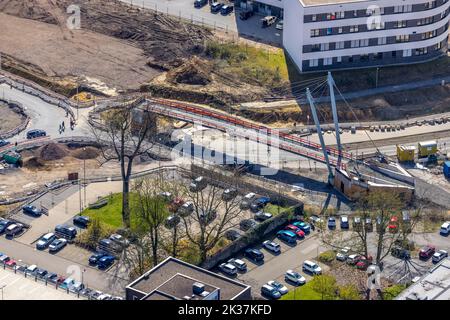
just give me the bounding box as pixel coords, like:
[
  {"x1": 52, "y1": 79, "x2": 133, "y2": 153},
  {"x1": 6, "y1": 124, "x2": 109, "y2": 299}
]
[
  {"x1": 240, "y1": 219, "x2": 258, "y2": 231},
  {"x1": 391, "y1": 246, "x2": 411, "y2": 259},
  {"x1": 55, "y1": 224, "x2": 77, "y2": 240},
  {"x1": 239, "y1": 9, "x2": 254, "y2": 20},
  {"x1": 199, "y1": 209, "x2": 217, "y2": 225},
  {"x1": 194, "y1": 0, "x2": 207, "y2": 8},
  {"x1": 89, "y1": 252, "x2": 107, "y2": 265},
  {"x1": 245, "y1": 248, "x2": 264, "y2": 262},
  {"x1": 22, "y1": 205, "x2": 43, "y2": 217},
  {"x1": 220, "y1": 4, "x2": 233, "y2": 15},
  {"x1": 0, "y1": 218, "x2": 12, "y2": 234},
  {"x1": 255, "y1": 211, "x2": 273, "y2": 221},
  {"x1": 73, "y1": 215, "x2": 90, "y2": 228},
  {"x1": 0, "y1": 140, "x2": 10, "y2": 148},
  {"x1": 26, "y1": 129, "x2": 46, "y2": 139},
  {"x1": 210, "y1": 2, "x2": 223, "y2": 13},
  {"x1": 45, "y1": 272, "x2": 58, "y2": 283},
  {"x1": 224, "y1": 229, "x2": 242, "y2": 241},
  {"x1": 36, "y1": 268, "x2": 48, "y2": 278}
]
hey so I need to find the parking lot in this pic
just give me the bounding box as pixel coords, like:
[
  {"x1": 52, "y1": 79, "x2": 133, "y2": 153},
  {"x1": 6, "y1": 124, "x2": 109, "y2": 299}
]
[
  {"x1": 0, "y1": 266, "x2": 82, "y2": 300},
  {"x1": 121, "y1": 0, "x2": 283, "y2": 45}
]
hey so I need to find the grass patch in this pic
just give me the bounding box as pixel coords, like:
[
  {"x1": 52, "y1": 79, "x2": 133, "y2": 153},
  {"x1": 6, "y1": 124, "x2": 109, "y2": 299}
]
[
  {"x1": 318, "y1": 250, "x2": 336, "y2": 264},
  {"x1": 281, "y1": 282, "x2": 323, "y2": 300},
  {"x1": 383, "y1": 284, "x2": 407, "y2": 300},
  {"x1": 264, "y1": 204, "x2": 291, "y2": 216},
  {"x1": 81, "y1": 193, "x2": 139, "y2": 230}
]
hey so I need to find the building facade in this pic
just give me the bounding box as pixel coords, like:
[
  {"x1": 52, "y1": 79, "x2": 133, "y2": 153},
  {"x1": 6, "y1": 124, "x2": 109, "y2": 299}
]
[{"x1": 237, "y1": 0, "x2": 450, "y2": 72}]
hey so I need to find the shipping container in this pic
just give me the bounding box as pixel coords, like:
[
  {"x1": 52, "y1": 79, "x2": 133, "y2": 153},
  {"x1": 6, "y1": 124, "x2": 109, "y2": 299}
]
[
  {"x1": 397, "y1": 145, "x2": 415, "y2": 162},
  {"x1": 1, "y1": 151, "x2": 22, "y2": 165},
  {"x1": 418, "y1": 140, "x2": 437, "y2": 158}
]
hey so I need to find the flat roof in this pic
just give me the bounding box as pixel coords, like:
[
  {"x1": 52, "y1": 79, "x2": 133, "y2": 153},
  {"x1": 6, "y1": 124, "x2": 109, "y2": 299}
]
[
  {"x1": 127, "y1": 257, "x2": 250, "y2": 300},
  {"x1": 396, "y1": 259, "x2": 450, "y2": 300},
  {"x1": 301, "y1": 0, "x2": 368, "y2": 7}
]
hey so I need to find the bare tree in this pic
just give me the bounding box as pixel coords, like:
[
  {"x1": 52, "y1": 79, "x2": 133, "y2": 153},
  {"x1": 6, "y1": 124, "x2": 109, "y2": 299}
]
[
  {"x1": 181, "y1": 175, "x2": 243, "y2": 264},
  {"x1": 90, "y1": 103, "x2": 156, "y2": 227}
]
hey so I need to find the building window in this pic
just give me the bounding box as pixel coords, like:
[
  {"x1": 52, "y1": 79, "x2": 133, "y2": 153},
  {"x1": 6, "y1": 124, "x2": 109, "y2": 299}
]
[
  {"x1": 311, "y1": 14, "x2": 317, "y2": 21},
  {"x1": 309, "y1": 59, "x2": 319, "y2": 67},
  {"x1": 395, "y1": 20, "x2": 407, "y2": 28},
  {"x1": 396, "y1": 34, "x2": 410, "y2": 43},
  {"x1": 394, "y1": 5, "x2": 413, "y2": 13},
  {"x1": 417, "y1": 17, "x2": 433, "y2": 26},
  {"x1": 336, "y1": 11, "x2": 345, "y2": 19},
  {"x1": 349, "y1": 25, "x2": 359, "y2": 33},
  {"x1": 378, "y1": 37, "x2": 387, "y2": 45},
  {"x1": 415, "y1": 47, "x2": 428, "y2": 55},
  {"x1": 327, "y1": 12, "x2": 336, "y2": 20},
  {"x1": 326, "y1": 28, "x2": 333, "y2": 35},
  {"x1": 320, "y1": 43, "x2": 329, "y2": 51},
  {"x1": 425, "y1": 1, "x2": 437, "y2": 9},
  {"x1": 338, "y1": 27, "x2": 343, "y2": 34},
  {"x1": 323, "y1": 57, "x2": 333, "y2": 66},
  {"x1": 311, "y1": 29, "x2": 320, "y2": 37},
  {"x1": 311, "y1": 44, "x2": 321, "y2": 52},
  {"x1": 403, "y1": 49, "x2": 412, "y2": 57},
  {"x1": 337, "y1": 56, "x2": 342, "y2": 63},
  {"x1": 335, "y1": 41, "x2": 345, "y2": 49}
]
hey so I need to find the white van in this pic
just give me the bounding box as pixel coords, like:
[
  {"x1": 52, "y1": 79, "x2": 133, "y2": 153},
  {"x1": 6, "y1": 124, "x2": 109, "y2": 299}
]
[
  {"x1": 440, "y1": 221, "x2": 450, "y2": 235},
  {"x1": 302, "y1": 260, "x2": 322, "y2": 275}
]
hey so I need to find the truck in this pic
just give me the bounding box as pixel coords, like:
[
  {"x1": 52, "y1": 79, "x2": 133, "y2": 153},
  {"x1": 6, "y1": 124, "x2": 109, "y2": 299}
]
[
  {"x1": 1, "y1": 150, "x2": 22, "y2": 166},
  {"x1": 418, "y1": 140, "x2": 437, "y2": 158}
]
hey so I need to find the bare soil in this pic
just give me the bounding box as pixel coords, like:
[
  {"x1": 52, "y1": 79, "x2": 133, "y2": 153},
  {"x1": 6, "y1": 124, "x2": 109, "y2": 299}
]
[{"x1": 0, "y1": 102, "x2": 25, "y2": 133}]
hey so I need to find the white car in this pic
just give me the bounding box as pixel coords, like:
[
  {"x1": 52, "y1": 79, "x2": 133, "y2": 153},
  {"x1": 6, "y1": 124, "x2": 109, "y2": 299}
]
[
  {"x1": 219, "y1": 263, "x2": 237, "y2": 276},
  {"x1": 275, "y1": 20, "x2": 284, "y2": 30},
  {"x1": 336, "y1": 247, "x2": 351, "y2": 261},
  {"x1": 285, "y1": 269, "x2": 306, "y2": 285},
  {"x1": 302, "y1": 260, "x2": 322, "y2": 275},
  {"x1": 244, "y1": 192, "x2": 256, "y2": 200},
  {"x1": 227, "y1": 258, "x2": 247, "y2": 271},
  {"x1": 440, "y1": 222, "x2": 450, "y2": 235},
  {"x1": 262, "y1": 240, "x2": 281, "y2": 253},
  {"x1": 432, "y1": 250, "x2": 448, "y2": 263},
  {"x1": 346, "y1": 254, "x2": 360, "y2": 265},
  {"x1": 26, "y1": 264, "x2": 38, "y2": 274},
  {"x1": 97, "y1": 294, "x2": 112, "y2": 300},
  {"x1": 267, "y1": 280, "x2": 288, "y2": 295}
]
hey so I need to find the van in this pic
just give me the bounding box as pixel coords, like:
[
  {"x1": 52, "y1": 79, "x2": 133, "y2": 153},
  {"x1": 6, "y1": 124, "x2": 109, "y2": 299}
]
[
  {"x1": 55, "y1": 224, "x2": 77, "y2": 240},
  {"x1": 440, "y1": 221, "x2": 450, "y2": 235},
  {"x1": 302, "y1": 260, "x2": 322, "y2": 275}
]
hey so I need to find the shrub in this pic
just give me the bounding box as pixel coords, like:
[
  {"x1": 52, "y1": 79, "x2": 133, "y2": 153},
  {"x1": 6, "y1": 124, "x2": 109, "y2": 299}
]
[{"x1": 318, "y1": 250, "x2": 336, "y2": 264}]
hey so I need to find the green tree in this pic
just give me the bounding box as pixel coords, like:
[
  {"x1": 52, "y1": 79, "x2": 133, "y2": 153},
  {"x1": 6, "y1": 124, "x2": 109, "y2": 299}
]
[
  {"x1": 339, "y1": 284, "x2": 361, "y2": 300},
  {"x1": 310, "y1": 274, "x2": 338, "y2": 300}
]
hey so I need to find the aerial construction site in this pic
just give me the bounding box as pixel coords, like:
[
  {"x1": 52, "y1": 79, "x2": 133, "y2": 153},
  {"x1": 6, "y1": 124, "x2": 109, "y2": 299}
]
[{"x1": 0, "y1": 0, "x2": 450, "y2": 303}]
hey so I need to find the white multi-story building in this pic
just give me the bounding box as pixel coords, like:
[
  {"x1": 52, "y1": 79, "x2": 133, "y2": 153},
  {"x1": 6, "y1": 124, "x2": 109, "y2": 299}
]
[{"x1": 236, "y1": 0, "x2": 450, "y2": 72}]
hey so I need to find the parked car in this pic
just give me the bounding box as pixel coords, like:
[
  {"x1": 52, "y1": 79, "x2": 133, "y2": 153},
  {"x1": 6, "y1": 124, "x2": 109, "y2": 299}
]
[
  {"x1": 199, "y1": 209, "x2": 217, "y2": 225},
  {"x1": 36, "y1": 268, "x2": 48, "y2": 278},
  {"x1": 440, "y1": 221, "x2": 450, "y2": 236},
  {"x1": 267, "y1": 280, "x2": 288, "y2": 295},
  {"x1": 240, "y1": 193, "x2": 256, "y2": 209},
  {"x1": 227, "y1": 258, "x2": 247, "y2": 272},
  {"x1": 189, "y1": 176, "x2": 207, "y2": 192},
  {"x1": 0, "y1": 218, "x2": 12, "y2": 234},
  {"x1": 285, "y1": 224, "x2": 305, "y2": 238},
  {"x1": 26, "y1": 264, "x2": 38, "y2": 275},
  {"x1": 5, "y1": 223, "x2": 23, "y2": 237},
  {"x1": 109, "y1": 234, "x2": 130, "y2": 247},
  {"x1": 220, "y1": 4, "x2": 233, "y2": 15},
  {"x1": 0, "y1": 139, "x2": 10, "y2": 148},
  {"x1": 45, "y1": 272, "x2": 59, "y2": 283},
  {"x1": 309, "y1": 215, "x2": 324, "y2": 225},
  {"x1": 255, "y1": 211, "x2": 272, "y2": 221},
  {"x1": 391, "y1": 246, "x2": 411, "y2": 259},
  {"x1": 277, "y1": 230, "x2": 297, "y2": 244},
  {"x1": 261, "y1": 15, "x2": 277, "y2": 28},
  {"x1": 73, "y1": 215, "x2": 90, "y2": 228},
  {"x1": 26, "y1": 129, "x2": 46, "y2": 139},
  {"x1": 5, "y1": 259, "x2": 16, "y2": 267},
  {"x1": 89, "y1": 252, "x2": 107, "y2": 266},
  {"x1": 222, "y1": 188, "x2": 238, "y2": 201},
  {"x1": 388, "y1": 216, "x2": 399, "y2": 233},
  {"x1": 292, "y1": 221, "x2": 311, "y2": 233},
  {"x1": 0, "y1": 254, "x2": 10, "y2": 264},
  {"x1": 432, "y1": 250, "x2": 448, "y2": 263},
  {"x1": 194, "y1": 0, "x2": 207, "y2": 8},
  {"x1": 165, "y1": 214, "x2": 180, "y2": 229},
  {"x1": 55, "y1": 225, "x2": 77, "y2": 240},
  {"x1": 158, "y1": 191, "x2": 173, "y2": 202},
  {"x1": 245, "y1": 248, "x2": 264, "y2": 262},
  {"x1": 225, "y1": 229, "x2": 242, "y2": 241},
  {"x1": 261, "y1": 284, "x2": 281, "y2": 299},
  {"x1": 22, "y1": 205, "x2": 43, "y2": 217},
  {"x1": 49, "y1": 238, "x2": 68, "y2": 253},
  {"x1": 240, "y1": 219, "x2": 258, "y2": 231},
  {"x1": 239, "y1": 9, "x2": 254, "y2": 20},
  {"x1": 219, "y1": 262, "x2": 237, "y2": 276},
  {"x1": 346, "y1": 254, "x2": 361, "y2": 265},
  {"x1": 36, "y1": 232, "x2": 56, "y2": 250},
  {"x1": 340, "y1": 215, "x2": 349, "y2": 229},
  {"x1": 336, "y1": 247, "x2": 351, "y2": 261},
  {"x1": 353, "y1": 216, "x2": 362, "y2": 231},
  {"x1": 275, "y1": 20, "x2": 284, "y2": 30},
  {"x1": 365, "y1": 218, "x2": 373, "y2": 232},
  {"x1": 210, "y1": 2, "x2": 223, "y2": 13},
  {"x1": 60, "y1": 278, "x2": 75, "y2": 289},
  {"x1": 262, "y1": 240, "x2": 281, "y2": 253},
  {"x1": 328, "y1": 217, "x2": 336, "y2": 229},
  {"x1": 285, "y1": 269, "x2": 306, "y2": 285},
  {"x1": 419, "y1": 245, "x2": 435, "y2": 260},
  {"x1": 356, "y1": 256, "x2": 373, "y2": 270},
  {"x1": 168, "y1": 198, "x2": 185, "y2": 213},
  {"x1": 178, "y1": 201, "x2": 194, "y2": 217},
  {"x1": 302, "y1": 260, "x2": 322, "y2": 275},
  {"x1": 98, "y1": 255, "x2": 115, "y2": 270}
]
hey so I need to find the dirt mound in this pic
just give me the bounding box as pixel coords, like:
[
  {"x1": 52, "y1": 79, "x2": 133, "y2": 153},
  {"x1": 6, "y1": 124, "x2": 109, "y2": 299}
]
[
  {"x1": 39, "y1": 143, "x2": 68, "y2": 161},
  {"x1": 71, "y1": 146, "x2": 100, "y2": 160},
  {"x1": 169, "y1": 58, "x2": 212, "y2": 85},
  {"x1": 24, "y1": 156, "x2": 44, "y2": 169}
]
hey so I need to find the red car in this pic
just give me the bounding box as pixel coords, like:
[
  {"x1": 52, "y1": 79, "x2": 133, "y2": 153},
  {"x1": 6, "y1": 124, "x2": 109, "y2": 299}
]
[
  {"x1": 356, "y1": 256, "x2": 373, "y2": 270},
  {"x1": 419, "y1": 245, "x2": 435, "y2": 260},
  {"x1": 5, "y1": 259, "x2": 16, "y2": 267},
  {"x1": 388, "y1": 216, "x2": 399, "y2": 233},
  {"x1": 285, "y1": 225, "x2": 305, "y2": 238},
  {"x1": 168, "y1": 198, "x2": 185, "y2": 213}
]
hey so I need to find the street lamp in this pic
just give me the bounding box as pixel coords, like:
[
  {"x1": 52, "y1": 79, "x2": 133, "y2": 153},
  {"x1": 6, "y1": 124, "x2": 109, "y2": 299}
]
[
  {"x1": 1, "y1": 284, "x2": 6, "y2": 300},
  {"x1": 83, "y1": 147, "x2": 87, "y2": 209}
]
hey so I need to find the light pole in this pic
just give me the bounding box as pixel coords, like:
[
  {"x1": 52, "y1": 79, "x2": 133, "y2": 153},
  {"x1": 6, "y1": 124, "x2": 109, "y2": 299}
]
[
  {"x1": 0, "y1": 284, "x2": 5, "y2": 300},
  {"x1": 83, "y1": 147, "x2": 87, "y2": 209},
  {"x1": 375, "y1": 67, "x2": 380, "y2": 88}
]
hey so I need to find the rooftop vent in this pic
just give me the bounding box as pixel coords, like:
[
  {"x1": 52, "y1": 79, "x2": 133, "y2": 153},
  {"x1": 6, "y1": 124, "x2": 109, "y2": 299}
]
[{"x1": 193, "y1": 282, "x2": 205, "y2": 295}]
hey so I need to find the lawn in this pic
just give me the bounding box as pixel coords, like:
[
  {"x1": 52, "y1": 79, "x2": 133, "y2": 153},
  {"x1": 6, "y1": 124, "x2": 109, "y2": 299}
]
[
  {"x1": 264, "y1": 204, "x2": 291, "y2": 216},
  {"x1": 81, "y1": 193, "x2": 137, "y2": 229},
  {"x1": 281, "y1": 282, "x2": 323, "y2": 300}
]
